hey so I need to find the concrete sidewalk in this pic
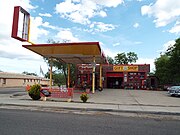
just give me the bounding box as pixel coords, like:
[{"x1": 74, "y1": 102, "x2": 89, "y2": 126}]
[{"x1": 0, "y1": 89, "x2": 180, "y2": 116}]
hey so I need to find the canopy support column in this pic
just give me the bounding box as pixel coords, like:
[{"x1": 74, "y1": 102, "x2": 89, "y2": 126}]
[
  {"x1": 99, "y1": 64, "x2": 102, "y2": 88},
  {"x1": 92, "y1": 56, "x2": 96, "y2": 94},
  {"x1": 67, "y1": 64, "x2": 70, "y2": 88},
  {"x1": 49, "y1": 58, "x2": 53, "y2": 89}
]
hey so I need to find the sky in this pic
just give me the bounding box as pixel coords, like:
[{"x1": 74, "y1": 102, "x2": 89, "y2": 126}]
[{"x1": 0, "y1": 0, "x2": 180, "y2": 75}]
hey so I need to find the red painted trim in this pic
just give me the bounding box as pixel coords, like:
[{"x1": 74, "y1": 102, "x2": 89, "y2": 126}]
[
  {"x1": 11, "y1": 6, "x2": 20, "y2": 39},
  {"x1": 102, "y1": 64, "x2": 150, "y2": 66},
  {"x1": 106, "y1": 72, "x2": 124, "y2": 77},
  {"x1": 22, "y1": 42, "x2": 99, "y2": 47},
  {"x1": 11, "y1": 6, "x2": 30, "y2": 42}
]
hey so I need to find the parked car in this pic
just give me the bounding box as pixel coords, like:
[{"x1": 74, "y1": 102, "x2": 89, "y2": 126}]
[
  {"x1": 163, "y1": 84, "x2": 172, "y2": 91},
  {"x1": 168, "y1": 86, "x2": 180, "y2": 96}
]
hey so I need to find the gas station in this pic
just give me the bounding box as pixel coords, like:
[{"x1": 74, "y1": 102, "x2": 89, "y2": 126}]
[
  {"x1": 11, "y1": 6, "x2": 152, "y2": 94},
  {"x1": 11, "y1": 6, "x2": 108, "y2": 94}
]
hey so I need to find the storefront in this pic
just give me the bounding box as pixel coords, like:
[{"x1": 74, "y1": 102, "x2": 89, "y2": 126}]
[{"x1": 76, "y1": 64, "x2": 150, "y2": 89}]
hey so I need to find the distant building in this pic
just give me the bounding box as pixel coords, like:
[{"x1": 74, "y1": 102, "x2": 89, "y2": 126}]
[{"x1": 0, "y1": 72, "x2": 50, "y2": 87}]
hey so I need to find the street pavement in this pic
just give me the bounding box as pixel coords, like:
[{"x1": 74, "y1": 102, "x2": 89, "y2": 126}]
[{"x1": 0, "y1": 88, "x2": 180, "y2": 117}]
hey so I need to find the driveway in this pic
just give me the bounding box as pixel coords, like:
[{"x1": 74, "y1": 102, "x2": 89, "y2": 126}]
[
  {"x1": 1, "y1": 87, "x2": 179, "y2": 108},
  {"x1": 80, "y1": 89, "x2": 180, "y2": 107}
]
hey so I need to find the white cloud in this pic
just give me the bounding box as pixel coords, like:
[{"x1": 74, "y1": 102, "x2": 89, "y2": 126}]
[
  {"x1": 29, "y1": 17, "x2": 49, "y2": 42},
  {"x1": 136, "y1": 58, "x2": 155, "y2": 72},
  {"x1": 55, "y1": 30, "x2": 79, "y2": 42},
  {"x1": 103, "y1": 48, "x2": 118, "y2": 58},
  {"x1": 134, "y1": 41, "x2": 142, "y2": 45},
  {"x1": 72, "y1": 0, "x2": 81, "y2": 2},
  {"x1": 169, "y1": 21, "x2": 180, "y2": 34},
  {"x1": 113, "y1": 43, "x2": 120, "y2": 47},
  {"x1": 141, "y1": 0, "x2": 180, "y2": 27},
  {"x1": 0, "y1": 57, "x2": 48, "y2": 74},
  {"x1": 99, "y1": 10, "x2": 107, "y2": 17},
  {"x1": 133, "y1": 23, "x2": 140, "y2": 28},
  {"x1": 92, "y1": 0, "x2": 124, "y2": 8},
  {"x1": 39, "y1": 13, "x2": 52, "y2": 17},
  {"x1": 0, "y1": 0, "x2": 35, "y2": 40},
  {"x1": 0, "y1": 0, "x2": 49, "y2": 73},
  {"x1": 68, "y1": 11, "x2": 91, "y2": 24},
  {"x1": 55, "y1": 0, "x2": 123, "y2": 25},
  {"x1": 42, "y1": 22, "x2": 56, "y2": 30},
  {"x1": 89, "y1": 22, "x2": 116, "y2": 32}
]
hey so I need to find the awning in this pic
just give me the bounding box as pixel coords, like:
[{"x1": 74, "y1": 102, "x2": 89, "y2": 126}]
[{"x1": 22, "y1": 42, "x2": 108, "y2": 64}]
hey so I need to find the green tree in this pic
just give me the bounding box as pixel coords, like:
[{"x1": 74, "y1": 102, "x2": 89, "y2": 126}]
[
  {"x1": 107, "y1": 56, "x2": 114, "y2": 64},
  {"x1": 44, "y1": 39, "x2": 76, "y2": 87},
  {"x1": 154, "y1": 55, "x2": 170, "y2": 84},
  {"x1": 114, "y1": 52, "x2": 138, "y2": 64},
  {"x1": 44, "y1": 71, "x2": 66, "y2": 86},
  {"x1": 127, "y1": 52, "x2": 138, "y2": 63},
  {"x1": 166, "y1": 38, "x2": 180, "y2": 84},
  {"x1": 155, "y1": 38, "x2": 180, "y2": 85}
]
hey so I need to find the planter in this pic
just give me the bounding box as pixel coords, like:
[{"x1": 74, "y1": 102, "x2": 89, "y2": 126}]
[
  {"x1": 80, "y1": 93, "x2": 89, "y2": 103},
  {"x1": 82, "y1": 98, "x2": 88, "y2": 103},
  {"x1": 29, "y1": 93, "x2": 41, "y2": 100},
  {"x1": 28, "y1": 84, "x2": 41, "y2": 100}
]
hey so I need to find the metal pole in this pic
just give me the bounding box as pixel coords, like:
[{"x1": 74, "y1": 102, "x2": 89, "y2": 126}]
[
  {"x1": 67, "y1": 64, "x2": 70, "y2": 88},
  {"x1": 99, "y1": 64, "x2": 102, "y2": 88},
  {"x1": 49, "y1": 58, "x2": 52, "y2": 89},
  {"x1": 92, "y1": 56, "x2": 96, "y2": 94},
  {"x1": 27, "y1": 17, "x2": 34, "y2": 45}
]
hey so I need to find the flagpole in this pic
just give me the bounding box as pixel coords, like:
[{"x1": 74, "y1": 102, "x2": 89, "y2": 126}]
[{"x1": 39, "y1": 66, "x2": 41, "y2": 77}]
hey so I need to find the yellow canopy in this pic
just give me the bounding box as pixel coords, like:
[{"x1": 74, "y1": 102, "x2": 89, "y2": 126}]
[{"x1": 22, "y1": 42, "x2": 108, "y2": 64}]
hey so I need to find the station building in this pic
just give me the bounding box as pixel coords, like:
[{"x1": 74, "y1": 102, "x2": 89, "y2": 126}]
[{"x1": 76, "y1": 64, "x2": 150, "y2": 89}]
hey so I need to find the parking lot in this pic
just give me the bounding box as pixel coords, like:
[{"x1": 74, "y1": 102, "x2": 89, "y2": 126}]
[
  {"x1": 0, "y1": 87, "x2": 179, "y2": 108},
  {"x1": 80, "y1": 89, "x2": 180, "y2": 107}
]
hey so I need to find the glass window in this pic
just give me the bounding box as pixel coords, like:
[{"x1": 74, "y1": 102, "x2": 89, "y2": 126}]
[{"x1": 3, "y1": 79, "x2": 6, "y2": 84}]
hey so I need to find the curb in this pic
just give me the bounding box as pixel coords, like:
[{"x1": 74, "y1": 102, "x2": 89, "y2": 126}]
[{"x1": 1, "y1": 103, "x2": 180, "y2": 116}]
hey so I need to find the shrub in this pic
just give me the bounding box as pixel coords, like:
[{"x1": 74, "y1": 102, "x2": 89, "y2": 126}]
[
  {"x1": 28, "y1": 84, "x2": 41, "y2": 100},
  {"x1": 80, "y1": 92, "x2": 89, "y2": 103}
]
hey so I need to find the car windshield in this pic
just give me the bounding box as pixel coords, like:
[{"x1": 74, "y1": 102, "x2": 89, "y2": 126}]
[{"x1": 171, "y1": 86, "x2": 180, "y2": 89}]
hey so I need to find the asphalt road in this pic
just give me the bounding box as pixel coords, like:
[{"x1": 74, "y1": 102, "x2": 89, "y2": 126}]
[
  {"x1": 0, "y1": 109, "x2": 180, "y2": 135},
  {"x1": 0, "y1": 87, "x2": 25, "y2": 94}
]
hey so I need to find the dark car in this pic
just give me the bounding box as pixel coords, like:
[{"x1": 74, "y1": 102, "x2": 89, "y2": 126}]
[{"x1": 168, "y1": 86, "x2": 180, "y2": 96}]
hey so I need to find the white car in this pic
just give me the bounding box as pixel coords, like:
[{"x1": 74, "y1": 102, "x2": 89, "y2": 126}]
[{"x1": 168, "y1": 86, "x2": 180, "y2": 96}]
